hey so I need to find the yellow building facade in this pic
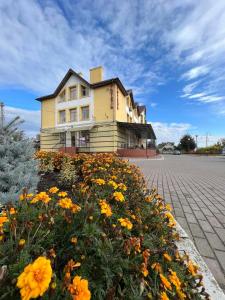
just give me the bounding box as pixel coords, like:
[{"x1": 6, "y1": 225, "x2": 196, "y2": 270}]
[{"x1": 37, "y1": 67, "x2": 156, "y2": 155}]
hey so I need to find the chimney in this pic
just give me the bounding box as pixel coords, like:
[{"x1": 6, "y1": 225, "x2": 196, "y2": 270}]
[{"x1": 90, "y1": 66, "x2": 103, "y2": 84}]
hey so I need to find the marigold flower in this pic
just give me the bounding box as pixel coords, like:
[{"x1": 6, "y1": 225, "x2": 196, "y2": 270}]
[
  {"x1": 160, "y1": 274, "x2": 172, "y2": 290},
  {"x1": 58, "y1": 197, "x2": 73, "y2": 209},
  {"x1": 188, "y1": 261, "x2": 198, "y2": 276},
  {"x1": 141, "y1": 263, "x2": 148, "y2": 277},
  {"x1": 113, "y1": 192, "x2": 125, "y2": 202},
  {"x1": 17, "y1": 256, "x2": 52, "y2": 300},
  {"x1": 0, "y1": 215, "x2": 9, "y2": 228},
  {"x1": 68, "y1": 276, "x2": 91, "y2": 300},
  {"x1": 71, "y1": 237, "x2": 78, "y2": 244},
  {"x1": 58, "y1": 191, "x2": 68, "y2": 197},
  {"x1": 161, "y1": 291, "x2": 169, "y2": 300},
  {"x1": 163, "y1": 253, "x2": 172, "y2": 262},
  {"x1": 177, "y1": 288, "x2": 186, "y2": 299},
  {"x1": 49, "y1": 187, "x2": 59, "y2": 194},
  {"x1": 169, "y1": 269, "x2": 181, "y2": 290},
  {"x1": 92, "y1": 178, "x2": 105, "y2": 185},
  {"x1": 118, "y1": 183, "x2": 127, "y2": 191},
  {"x1": 31, "y1": 192, "x2": 51, "y2": 204},
  {"x1": 71, "y1": 204, "x2": 81, "y2": 214},
  {"x1": 19, "y1": 239, "x2": 26, "y2": 246},
  {"x1": 118, "y1": 218, "x2": 133, "y2": 230},
  {"x1": 99, "y1": 199, "x2": 112, "y2": 217},
  {"x1": 9, "y1": 207, "x2": 16, "y2": 215}
]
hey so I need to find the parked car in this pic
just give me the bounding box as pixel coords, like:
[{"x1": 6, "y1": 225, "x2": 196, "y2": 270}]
[
  {"x1": 222, "y1": 147, "x2": 225, "y2": 155},
  {"x1": 173, "y1": 150, "x2": 181, "y2": 155}
]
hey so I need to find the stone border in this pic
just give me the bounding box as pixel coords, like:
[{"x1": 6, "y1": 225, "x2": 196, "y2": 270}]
[{"x1": 176, "y1": 222, "x2": 225, "y2": 299}]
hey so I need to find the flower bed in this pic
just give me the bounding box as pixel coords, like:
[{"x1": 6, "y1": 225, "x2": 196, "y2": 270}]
[{"x1": 0, "y1": 152, "x2": 208, "y2": 299}]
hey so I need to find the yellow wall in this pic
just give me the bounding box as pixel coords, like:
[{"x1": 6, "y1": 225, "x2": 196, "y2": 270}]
[
  {"x1": 90, "y1": 66, "x2": 103, "y2": 84},
  {"x1": 115, "y1": 87, "x2": 127, "y2": 122},
  {"x1": 41, "y1": 99, "x2": 55, "y2": 128},
  {"x1": 93, "y1": 85, "x2": 114, "y2": 122}
]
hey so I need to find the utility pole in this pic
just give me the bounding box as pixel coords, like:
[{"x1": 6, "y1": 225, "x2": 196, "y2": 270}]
[
  {"x1": 0, "y1": 102, "x2": 4, "y2": 131},
  {"x1": 195, "y1": 135, "x2": 198, "y2": 148},
  {"x1": 206, "y1": 132, "x2": 208, "y2": 148}
]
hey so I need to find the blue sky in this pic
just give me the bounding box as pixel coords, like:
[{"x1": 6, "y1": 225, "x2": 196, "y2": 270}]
[{"x1": 1, "y1": 0, "x2": 225, "y2": 146}]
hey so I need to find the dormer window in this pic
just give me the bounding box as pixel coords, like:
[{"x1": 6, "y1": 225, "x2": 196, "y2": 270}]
[
  {"x1": 69, "y1": 86, "x2": 77, "y2": 100},
  {"x1": 58, "y1": 90, "x2": 66, "y2": 103},
  {"x1": 81, "y1": 85, "x2": 89, "y2": 97}
]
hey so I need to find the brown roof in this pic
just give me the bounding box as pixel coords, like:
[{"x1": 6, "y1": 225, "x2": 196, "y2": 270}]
[{"x1": 36, "y1": 69, "x2": 128, "y2": 101}]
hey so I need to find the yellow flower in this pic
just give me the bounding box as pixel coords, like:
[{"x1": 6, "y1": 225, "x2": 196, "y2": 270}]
[
  {"x1": 49, "y1": 187, "x2": 59, "y2": 194},
  {"x1": 118, "y1": 183, "x2": 127, "y2": 191},
  {"x1": 31, "y1": 192, "x2": 51, "y2": 204},
  {"x1": 113, "y1": 192, "x2": 125, "y2": 202},
  {"x1": 141, "y1": 263, "x2": 148, "y2": 277},
  {"x1": 68, "y1": 276, "x2": 91, "y2": 300},
  {"x1": 169, "y1": 269, "x2": 181, "y2": 290},
  {"x1": 58, "y1": 191, "x2": 68, "y2": 197},
  {"x1": 166, "y1": 204, "x2": 172, "y2": 211},
  {"x1": 163, "y1": 253, "x2": 172, "y2": 262},
  {"x1": 99, "y1": 199, "x2": 112, "y2": 217},
  {"x1": 161, "y1": 291, "x2": 169, "y2": 300},
  {"x1": 71, "y1": 204, "x2": 81, "y2": 214},
  {"x1": 145, "y1": 195, "x2": 154, "y2": 203},
  {"x1": 0, "y1": 215, "x2": 9, "y2": 228},
  {"x1": 71, "y1": 237, "x2": 78, "y2": 244},
  {"x1": 108, "y1": 180, "x2": 118, "y2": 190},
  {"x1": 188, "y1": 261, "x2": 198, "y2": 276},
  {"x1": 177, "y1": 289, "x2": 186, "y2": 299},
  {"x1": 17, "y1": 256, "x2": 52, "y2": 300},
  {"x1": 160, "y1": 274, "x2": 172, "y2": 290},
  {"x1": 165, "y1": 212, "x2": 176, "y2": 227},
  {"x1": 118, "y1": 218, "x2": 133, "y2": 230},
  {"x1": 92, "y1": 178, "x2": 105, "y2": 185},
  {"x1": 58, "y1": 197, "x2": 73, "y2": 209},
  {"x1": 19, "y1": 239, "x2": 26, "y2": 246},
  {"x1": 9, "y1": 207, "x2": 16, "y2": 215}
]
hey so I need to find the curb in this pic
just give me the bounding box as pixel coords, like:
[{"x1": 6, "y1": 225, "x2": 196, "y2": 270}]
[{"x1": 176, "y1": 222, "x2": 225, "y2": 299}]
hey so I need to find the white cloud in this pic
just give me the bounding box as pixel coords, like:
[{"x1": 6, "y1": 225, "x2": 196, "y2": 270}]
[
  {"x1": 151, "y1": 122, "x2": 192, "y2": 144},
  {"x1": 4, "y1": 106, "x2": 40, "y2": 137},
  {"x1": 182, "y1": 66, "x2": 209, "y2": 80}
]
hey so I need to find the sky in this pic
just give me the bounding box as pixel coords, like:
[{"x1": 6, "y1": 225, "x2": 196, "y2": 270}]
[{"x1": 0, "y1": 0, "x2": 225, "y2": 146}]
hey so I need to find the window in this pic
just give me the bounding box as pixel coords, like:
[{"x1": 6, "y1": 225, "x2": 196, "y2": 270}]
[
  {"x1": 59, "y1": 132, "x2": 66, "y2": 144},
  {"x1": 59, "y1": 110, "x2": 66, "y2": 123},
  {"x1": 69, "y1": 86, "x2": 77, "y2": 100},
  {"x1": 58, "y1": 90, "x2": 66, "y2": 103},
  {"x1": 79, "y1": 131, "x2": 90, "y2": 147},
  {"x1": 81, "y1": 106, "x2": 89, "y2": 120},
  {"x1": 70, "y1": 108, "x2": 77, "y2": 122},
  {"x1": 81, "y1": 85, "x2": 89, "y2": 97}
]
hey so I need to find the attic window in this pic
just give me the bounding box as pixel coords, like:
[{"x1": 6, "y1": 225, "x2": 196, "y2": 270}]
[
  {"x1": 58, "y1": 90, "x2": 66, "y2": 103},
  {"x1": 69, "y1": 86, "x2": 77, "y2": 100},
  {"x1": 81, "y1": 85, "x2": 89, "y2": 97}
]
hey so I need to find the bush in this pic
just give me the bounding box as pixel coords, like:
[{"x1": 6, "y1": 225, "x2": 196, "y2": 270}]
[
  {"x1": 195, "y1": 144, "x2": 222, "y2": 155},
  {"x1": 0, "y1": 152, "x2": 208, "y2": 299}
]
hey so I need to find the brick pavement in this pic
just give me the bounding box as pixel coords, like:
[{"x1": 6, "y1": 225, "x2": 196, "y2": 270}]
[{"x1": 133, "y1": 155, "x2": 225, "y2": 290}]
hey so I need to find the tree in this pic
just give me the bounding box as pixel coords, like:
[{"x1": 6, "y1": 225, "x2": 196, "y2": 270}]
[
  {"x1": 0, "y1": 103, "x2": 39, "y2": 204},
  {"x1": 179, "y1": 134, "x2": 196, "y2": 152}
]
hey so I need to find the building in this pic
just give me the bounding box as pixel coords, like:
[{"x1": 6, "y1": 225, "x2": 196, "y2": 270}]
[{"x1": 37, "y1": 66, "x2": 156, "y2": 157}]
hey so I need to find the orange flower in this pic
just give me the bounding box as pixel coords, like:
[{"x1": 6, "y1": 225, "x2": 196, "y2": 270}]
[
  {"x1": 160, "y1": 274, "x2": 172, "y2": 290},
  {"x1": 58, "y1": 197, "x2": 73, "y2": 209},
  {"x1": 188, "y1": 261, "x2": 198, "y2": 276},
  {"x1": 113, "y1": 192, "x2": 125, "y2": 202},
  {"x1": 118, "y1": 218, "x2": 133, "y2": 230},
  {"x1": 58, "y1": 191, "x2": 68, "y2": 197},
  {"x1": 141, "y1": 263, "x2": 148, "y2": 277},
  {"x1": 68, "y1": 276, "x2": 91, "y2": 300},
  {"x1": 99, "y1": 199, "x2": 112, "y2": 217},
  {"x1": 31, "y1": 192, "x2": 51, "y2": 204},
  {"x1": 161, "y1": 291, "x2": 169, "y2": 300},
  {"x1": 19, "y1": 239, "x2": 26, "y2": 246},
  {"x1": 49, "y1": 187, "x2": 59, "y2": 194},
  {"x1": 163, "y1": 253, "x2": 172, "y2": 262},
  {"x1": 9, "y1": 207, "x2": 16, "y2": 215},
  {"x1": 71, "y1": 237, "x2": 78, "y2": 244}
]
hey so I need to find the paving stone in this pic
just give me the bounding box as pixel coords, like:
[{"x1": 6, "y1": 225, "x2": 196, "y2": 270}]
[
  {"x1": 199, "y1": 220, "x2": 214, "y2": 233},
  {"x1": 193, "y1": 210, "x2": 206, "y2": 220},
  {"x1": 206, "y1": 232, "x2": 225, "y2": 251},
  {"x1": 176, "y1": 216, "x2": 189, "y2": 230},
  {"x1": 189, "y1": 223, "x2": 205, "y2": 238},
  {"x1": 185, "y1": 213, "x2": 197, "y2": 224},
  {"x1": 183, "y1": 205, "x2": 192, "y2": 213},
  {"x1": 207, "y1": 216, "x2": 223, "y2": 228},
  {"x1": 203, "y1": 257, "x2": 225, "y2": 289},
  {"x1": 174, "y1": 207, "x2": 185, "y2": 217},
  {"x1": 215, "y1": 251, "x2": 225, "y2": 273},
  {"x1": 214, "y1": 228, "x2": 225, "y2": 244},
  {"x1": 194, "y1": 238, "x2": 214, "y2": 258},
  {"x1": 201, "y1": 208, "x2": 214, "y2": 216}
]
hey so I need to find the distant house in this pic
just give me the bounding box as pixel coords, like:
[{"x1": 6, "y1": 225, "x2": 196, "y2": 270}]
[
  {"x1": 159, "y1": 143, "x2": 175, "y2": 154},
  {"x1": 36, "y1": 66, "x2": 156, "y2": 157}
]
